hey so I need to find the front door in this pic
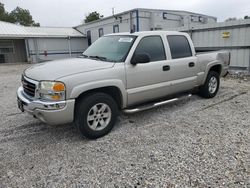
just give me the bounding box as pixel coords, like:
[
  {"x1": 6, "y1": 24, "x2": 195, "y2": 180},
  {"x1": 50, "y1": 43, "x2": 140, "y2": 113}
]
[{"x1": 125, "y1": 35, "x2": 170, "y2": 106}]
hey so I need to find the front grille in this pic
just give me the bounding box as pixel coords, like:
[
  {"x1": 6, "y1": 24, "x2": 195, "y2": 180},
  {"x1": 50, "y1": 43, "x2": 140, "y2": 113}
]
[{"x1": 22, "y1": 76, "x2": 36, "y2": 97}]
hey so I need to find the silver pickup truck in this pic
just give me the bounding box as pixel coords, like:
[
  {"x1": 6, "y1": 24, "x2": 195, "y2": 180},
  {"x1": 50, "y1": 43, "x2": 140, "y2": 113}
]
[{"x1": 17, "y1": 31, "x2": 230, "y2": 139}]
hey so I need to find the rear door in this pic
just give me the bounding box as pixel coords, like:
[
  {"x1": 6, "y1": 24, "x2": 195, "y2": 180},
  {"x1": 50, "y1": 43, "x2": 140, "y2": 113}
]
[{"x1": 165, "y1": 35, "x2": 199, "y2": 93}]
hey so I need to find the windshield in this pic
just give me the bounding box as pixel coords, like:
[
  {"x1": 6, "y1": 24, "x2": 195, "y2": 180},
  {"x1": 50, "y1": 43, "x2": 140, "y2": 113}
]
[{"x1": 83, "y1": 35, "x2": 136, "y2": 62}]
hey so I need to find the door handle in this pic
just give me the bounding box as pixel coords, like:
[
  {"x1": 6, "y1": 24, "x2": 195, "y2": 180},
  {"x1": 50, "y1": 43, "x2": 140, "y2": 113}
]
[
  {"x1": 189, "y1": 62, "x2": 195, "y2": 67},
  {"x1": 163, "y1": 65, "x2": 170, "y2": 71}
]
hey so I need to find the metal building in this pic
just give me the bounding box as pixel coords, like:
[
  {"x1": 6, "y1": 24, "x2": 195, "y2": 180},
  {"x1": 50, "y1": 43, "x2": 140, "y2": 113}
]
[
  {"x1": 0, "y1": 21, "x2": 87, "y2": 63},
  {"x1": 75, "y1": 8, "x2": 216, "y2": 45},
  {"x1": 168, "y1": 19, "x2": 250, "y2": 71},
  {"x1": 76, "y1": 8, "x2": 250, "y2": 71}
]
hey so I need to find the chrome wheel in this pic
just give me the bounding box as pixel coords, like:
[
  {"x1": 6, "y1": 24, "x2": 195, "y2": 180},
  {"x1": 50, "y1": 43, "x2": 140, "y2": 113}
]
[
  {"x1": 87, "y1": 103, "x2": 111, "y2": 131},
  {"x1": 208, "y1": 76, "x2": 218, "y2": 94}
]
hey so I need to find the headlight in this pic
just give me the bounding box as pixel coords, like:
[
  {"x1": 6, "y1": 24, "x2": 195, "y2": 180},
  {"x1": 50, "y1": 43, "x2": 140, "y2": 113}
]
[{"x1": 38, "y1": 81, "x2": 66, "y2": 101}]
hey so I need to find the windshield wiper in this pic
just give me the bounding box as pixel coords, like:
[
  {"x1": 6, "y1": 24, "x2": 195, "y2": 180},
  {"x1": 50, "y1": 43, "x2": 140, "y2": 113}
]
[
  {"x1": 81, "y1": 55, "x2": 118, "y2": 62},
  {"x1": 82, "y1": 54, "x2": 89, "y2": 58},
  {"x1": 78, "y1": 54, "x2": 88, "y2": 58},
  {"x1": 89, "y1": 55, "x2": 107, "y2": 61}
]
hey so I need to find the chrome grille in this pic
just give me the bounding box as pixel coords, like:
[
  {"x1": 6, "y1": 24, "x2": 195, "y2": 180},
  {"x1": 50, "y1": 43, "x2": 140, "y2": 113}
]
[{"x1": 22, "y1": 76, "x2": 36, "y2": 97}]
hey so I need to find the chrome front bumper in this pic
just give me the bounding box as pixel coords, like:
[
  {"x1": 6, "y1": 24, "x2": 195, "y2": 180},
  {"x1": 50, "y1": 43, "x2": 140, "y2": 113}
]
[{"x1": 17, "y1": 86, "x2": 75, "y2": 125}]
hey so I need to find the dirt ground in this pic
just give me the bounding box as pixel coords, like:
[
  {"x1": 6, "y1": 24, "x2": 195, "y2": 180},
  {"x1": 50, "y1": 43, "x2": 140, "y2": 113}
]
[{"x1": 0, "y1": 64, "x2": 249, "y2": 187}]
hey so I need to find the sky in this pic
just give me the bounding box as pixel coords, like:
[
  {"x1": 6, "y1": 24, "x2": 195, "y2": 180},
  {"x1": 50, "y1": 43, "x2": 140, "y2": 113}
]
[{"x1": 1, "y1": 0, "x2": 250, "y2": 27}]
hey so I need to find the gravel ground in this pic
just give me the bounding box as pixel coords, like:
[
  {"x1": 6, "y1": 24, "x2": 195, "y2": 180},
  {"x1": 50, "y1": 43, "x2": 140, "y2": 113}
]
[{"x1": 0, "y1": 64, "x2": 249, "y2": 188}]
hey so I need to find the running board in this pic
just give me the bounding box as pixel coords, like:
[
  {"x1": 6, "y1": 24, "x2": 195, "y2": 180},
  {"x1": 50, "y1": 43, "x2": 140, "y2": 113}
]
[{"x1": 123, "y1": 94, "x2": 192, "y2": 114}]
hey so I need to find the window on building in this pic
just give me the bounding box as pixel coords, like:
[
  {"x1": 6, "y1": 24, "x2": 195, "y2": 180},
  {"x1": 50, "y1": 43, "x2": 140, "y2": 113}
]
[
  {"x1": 98, "y1": 28, "x2": 104, "y2": 37},
  {"x1": 167, "y1": 35, "x2": 192, "y2": 59},
  {"x1": 113, "y1": 25, "x2": 119, "y2": 33},
  {"x1": 154, "y1": 27, "x2": 162, "y2": 30},
  {"x1": 131, "y1": 24, "x2": 136, "y2": 33},
  {"x1": 0, "y1": 40, "x2": 14, "y2": 54},
  {"x1": 134, "y1": 36, "x2": 166, "y2": 62},
  {"x1": 87, "y1": 30, "x2": 92, "y2": 46},
  {"x1": 163, "y1": 12, "x2": 168, "y2": 19}
]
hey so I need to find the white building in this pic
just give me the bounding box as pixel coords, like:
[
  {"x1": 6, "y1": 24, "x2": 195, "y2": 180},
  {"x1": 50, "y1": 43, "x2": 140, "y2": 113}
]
[
  {"x1": 167, "y1": 19, "x2": 250, "y2": 71},
  {"x1": 76, "y1": 8, "x2": 250, "y2": 71},
  {"x1": 0, "y1": 21, "x2": 87, "y2": 63},
  {"x1": 75, "y1": 8, "x2": 217, "y2": 45}
]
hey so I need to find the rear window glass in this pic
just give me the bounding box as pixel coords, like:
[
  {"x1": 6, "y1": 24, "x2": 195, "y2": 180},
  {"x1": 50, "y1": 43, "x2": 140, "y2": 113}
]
[{"x1": 167, "y1": 35, "x2": 192, "y2": 59}]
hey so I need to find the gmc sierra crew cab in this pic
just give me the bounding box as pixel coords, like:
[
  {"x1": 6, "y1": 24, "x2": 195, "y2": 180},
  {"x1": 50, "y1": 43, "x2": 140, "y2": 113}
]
[{"x1": 17, "y1": 31, "x2": 230, "y2": 139}]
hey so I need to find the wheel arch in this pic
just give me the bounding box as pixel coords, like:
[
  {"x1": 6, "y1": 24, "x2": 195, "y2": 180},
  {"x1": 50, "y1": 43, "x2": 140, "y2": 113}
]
[
  {"x1": 202, "y1": 61, "x2": 223, "y2": 85},
  {"x1": 75, "y1": 86, "x2": 124, "y2": 110},
  {"x1": 70, "y1": 80, "x2": 127, "y2": 109},
  {"x1": 209, "y1": 64, "x2": 222, "y2": 75}
]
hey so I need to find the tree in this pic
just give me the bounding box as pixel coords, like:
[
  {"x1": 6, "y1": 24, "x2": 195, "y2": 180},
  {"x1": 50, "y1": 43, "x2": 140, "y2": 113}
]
[
  {"x1": 0, "y1": 3, "x2": 4, "y2": 16},
  {"x1": 244, "y1": 15, "x2": 250, "y2": 19},
  {"x1": 0, "y1": 3, "x2": 14, "y2": 22},
  {"x1": 10, "y1": 7, "x2": 40, "y2": 26},
  {"x1": 84, "y1": 11, "x2": 103, "y2": 23},
  {"x1": 0, "y1": 3, "x2": 39, "y2": 26}
]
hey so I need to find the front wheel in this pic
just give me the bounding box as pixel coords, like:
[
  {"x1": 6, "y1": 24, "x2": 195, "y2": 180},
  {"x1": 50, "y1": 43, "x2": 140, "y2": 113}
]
[
  {"x1": 198, "y1": 71, "x2": 220, "y2": 98},
  {"x1": 75, "y1": 93, "x2": 118, "y2": 139}
]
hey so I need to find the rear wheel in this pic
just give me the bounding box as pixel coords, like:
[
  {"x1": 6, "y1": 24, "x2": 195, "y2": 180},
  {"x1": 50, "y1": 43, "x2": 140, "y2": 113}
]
[
  {"x1": 198, "y1": 71, "x2": 220, "y2": 98},
  {"x1": 75, "y1": 93, "x2": 118, "y2": 139}
]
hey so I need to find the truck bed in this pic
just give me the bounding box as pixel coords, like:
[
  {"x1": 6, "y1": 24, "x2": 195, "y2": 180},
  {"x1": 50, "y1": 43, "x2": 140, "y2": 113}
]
[{"x1": 196, "y1": 50, "x2": 230, "y2": 77}]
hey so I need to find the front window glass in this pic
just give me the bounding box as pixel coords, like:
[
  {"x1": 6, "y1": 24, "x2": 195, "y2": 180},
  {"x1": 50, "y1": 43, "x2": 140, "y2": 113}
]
[
  {"x1": 83, "y1": 35, "x2": 136, "y2": 62},
  {"x1": 134, "y1": 36, "x2": 166, "y2": 62}
]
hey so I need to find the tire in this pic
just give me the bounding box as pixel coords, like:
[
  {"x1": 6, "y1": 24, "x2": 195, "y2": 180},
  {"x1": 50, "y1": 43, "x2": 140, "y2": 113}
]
[
  {"x1": 198, "y1": 71, "x2": 220, "y2": 98},
  {"x1": 75, "y1": 92, "x2": 118, "y2": 139}
]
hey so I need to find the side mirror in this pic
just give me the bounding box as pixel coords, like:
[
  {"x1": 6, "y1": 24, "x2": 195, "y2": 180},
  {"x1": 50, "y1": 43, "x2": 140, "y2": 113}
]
[{"x1": 131, "y1": 53, "x2": 151, "y2": 65}]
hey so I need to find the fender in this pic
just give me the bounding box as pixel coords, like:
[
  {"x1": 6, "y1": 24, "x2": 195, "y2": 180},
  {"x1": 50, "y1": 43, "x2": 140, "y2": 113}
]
[
  {"x1": 201, "y1": 60, "x2": 223, "y2": 85},
  {"x1": 70, "y1": 79, "x2": 127, "y2": 108}
]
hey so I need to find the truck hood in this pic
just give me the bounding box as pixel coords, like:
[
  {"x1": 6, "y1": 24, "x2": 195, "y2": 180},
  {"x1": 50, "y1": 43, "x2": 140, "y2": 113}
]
[{"x1": 24, "y1": 58, "x2": 115, "y2": 81}]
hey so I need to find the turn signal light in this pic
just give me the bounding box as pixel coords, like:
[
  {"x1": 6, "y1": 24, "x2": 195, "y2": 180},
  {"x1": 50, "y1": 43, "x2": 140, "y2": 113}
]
[{"x1": 53, "y1": 83, "x2": 65, "y2": 92}]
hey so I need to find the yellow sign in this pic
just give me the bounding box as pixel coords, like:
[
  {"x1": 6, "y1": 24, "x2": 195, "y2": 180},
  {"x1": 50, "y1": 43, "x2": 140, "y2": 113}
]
[{"x1": 222, "y1": 32, "x2": 230, "y2": 38}]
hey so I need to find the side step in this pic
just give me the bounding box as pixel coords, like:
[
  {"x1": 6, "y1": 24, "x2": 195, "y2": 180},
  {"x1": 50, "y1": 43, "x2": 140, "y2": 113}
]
[{"x1": 123, "y1": 94, "x2": 192, "y2": 114}]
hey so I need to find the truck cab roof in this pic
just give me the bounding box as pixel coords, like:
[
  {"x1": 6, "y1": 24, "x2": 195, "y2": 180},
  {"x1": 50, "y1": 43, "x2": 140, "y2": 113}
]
[{"x1": 106, "y1": 31, "x2": 187, "y2": 37}]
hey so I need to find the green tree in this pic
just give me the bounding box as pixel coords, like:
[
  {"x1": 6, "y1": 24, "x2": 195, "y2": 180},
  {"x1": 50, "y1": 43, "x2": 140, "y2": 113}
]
[
  {"x1": 84, "y1": 11, "x2": 103, "y2": 23},
  {"x1": 244, "y1": 15, "x2": 250, "y2": 19},
  {"x1": 0, "y1": 3, "x2": 39, "y2": 26},
  {"x1": 0, "y1": 3, "x2": 4, "y2": 16},
  {"x1": 10, "y1": 7, "x2": 40, "y2": 26},
  {"x1": 0, "y1": 3, "x2": 14, "y2": 22}
]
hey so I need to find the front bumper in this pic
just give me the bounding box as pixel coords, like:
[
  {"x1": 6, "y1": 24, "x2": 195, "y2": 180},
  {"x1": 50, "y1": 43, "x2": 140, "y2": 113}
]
[{"x1": 17, "y1": 86, "x2": 75, "y2": 125}]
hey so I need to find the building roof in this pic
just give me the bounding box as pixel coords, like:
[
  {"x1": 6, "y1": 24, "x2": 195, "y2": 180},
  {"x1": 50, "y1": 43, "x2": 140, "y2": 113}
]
[
  {"x1": 0, "y1": 21, "x2": 85, "y2": 38},
  {"x1": 75, "y1": 8, "x2": 217, "y2": 27}
]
